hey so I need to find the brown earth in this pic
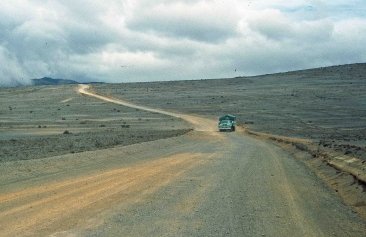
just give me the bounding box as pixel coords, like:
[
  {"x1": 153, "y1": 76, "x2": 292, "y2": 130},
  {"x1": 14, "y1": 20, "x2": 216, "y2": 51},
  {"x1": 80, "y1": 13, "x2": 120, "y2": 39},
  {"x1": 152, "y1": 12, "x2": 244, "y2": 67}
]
[{"x1": 1, "y1": 63, "x2": 366, "y2": 236}]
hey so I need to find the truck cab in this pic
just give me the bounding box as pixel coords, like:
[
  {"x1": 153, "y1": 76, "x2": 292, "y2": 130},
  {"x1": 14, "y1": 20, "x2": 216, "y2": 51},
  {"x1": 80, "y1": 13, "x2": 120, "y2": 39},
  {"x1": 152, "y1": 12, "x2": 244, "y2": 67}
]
[{"x1": 218, "y1": 114, "x2": 236, "y2": 132}]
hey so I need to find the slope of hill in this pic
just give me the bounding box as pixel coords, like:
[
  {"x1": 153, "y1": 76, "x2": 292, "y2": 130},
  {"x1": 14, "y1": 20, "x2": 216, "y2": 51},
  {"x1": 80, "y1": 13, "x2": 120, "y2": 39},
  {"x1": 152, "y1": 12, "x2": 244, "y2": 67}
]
[{"x1": 92, "y1": 63, "x2": 366, "y2": 159}]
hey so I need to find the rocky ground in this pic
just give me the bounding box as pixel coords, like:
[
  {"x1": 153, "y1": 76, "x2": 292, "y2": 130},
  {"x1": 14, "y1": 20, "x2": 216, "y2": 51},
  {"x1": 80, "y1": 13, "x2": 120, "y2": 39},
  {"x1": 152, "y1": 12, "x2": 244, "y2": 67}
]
[
  {"x1": 2, "y1": 63, "x2": 364, "y2": 163},
  {"x1": 92, "y1": 63, "x2": 366, "y2": 161},
  {"x1": 1, "y1": 64, "x2": 366, "y2": 236},
  {"x1": 0, "y1": 85, "x2": 191, "y2": 162}
]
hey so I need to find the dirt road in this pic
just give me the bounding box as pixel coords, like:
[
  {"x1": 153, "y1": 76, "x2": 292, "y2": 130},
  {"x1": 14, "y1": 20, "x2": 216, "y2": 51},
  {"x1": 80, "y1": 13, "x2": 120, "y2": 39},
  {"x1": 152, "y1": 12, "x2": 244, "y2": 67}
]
[
  {"x1": 1, "y1": 85, "x2": 365, "y2": 236},
  {"x1": 79, "y1": 84, "x2": 216, "y2": 132}
]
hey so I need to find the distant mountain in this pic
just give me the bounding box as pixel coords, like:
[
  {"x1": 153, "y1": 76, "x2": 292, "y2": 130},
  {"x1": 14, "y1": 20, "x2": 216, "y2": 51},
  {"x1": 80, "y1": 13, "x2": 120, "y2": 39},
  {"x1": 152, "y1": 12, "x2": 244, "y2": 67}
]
[{"x1": 31, "y1": 77, "x2": 79, "y2": 86}]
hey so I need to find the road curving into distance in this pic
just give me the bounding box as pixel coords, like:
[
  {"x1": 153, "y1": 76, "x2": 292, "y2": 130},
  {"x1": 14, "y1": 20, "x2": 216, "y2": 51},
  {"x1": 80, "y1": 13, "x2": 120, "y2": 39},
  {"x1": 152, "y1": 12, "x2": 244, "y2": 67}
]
[
  {"x1": 78, "y1": 84, "x2": 216, "y2": 132},
  {"x1": 0, "y1": 84, "x2": 365, "y2": 236}
]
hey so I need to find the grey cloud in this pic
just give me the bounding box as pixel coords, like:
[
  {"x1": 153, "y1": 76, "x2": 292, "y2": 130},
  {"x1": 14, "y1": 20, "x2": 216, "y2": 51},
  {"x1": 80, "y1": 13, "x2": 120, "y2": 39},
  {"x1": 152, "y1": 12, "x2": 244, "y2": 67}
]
[
  {"x1": 64, "y1": 25, "x2": 115, "y2": 54},
  {"x1": 126, "y1": 3, "x2": 238, "y2": 43},
  {"x1": 127, "y1": 16, "x2": 236, "y2": 43},
  {"x1": 248, "y1": 18, "x2": 292, "y2": 41},
  {"x1": 246, "y1": 10, "x2": 334, "y2": 45},
  {"x1": 0, "y1": 1, "x2": 365, "y2": 87},
  {"x1": 0, "y1": 1, "x2": 120, "y2": 86}
]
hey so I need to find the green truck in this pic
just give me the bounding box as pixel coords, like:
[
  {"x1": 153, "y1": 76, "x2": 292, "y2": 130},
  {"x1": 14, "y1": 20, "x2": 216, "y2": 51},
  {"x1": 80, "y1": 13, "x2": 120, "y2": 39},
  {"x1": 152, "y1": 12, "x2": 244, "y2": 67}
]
[{"x1": 218, "y1": 114, "x2": 236, "y2": 132}]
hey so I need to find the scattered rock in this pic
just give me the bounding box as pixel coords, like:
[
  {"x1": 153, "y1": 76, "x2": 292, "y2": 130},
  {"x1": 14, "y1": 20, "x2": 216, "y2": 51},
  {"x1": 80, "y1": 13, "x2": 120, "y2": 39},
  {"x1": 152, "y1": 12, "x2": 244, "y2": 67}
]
[{"x1": 344, "y1": 150, "x2": 352, "y2": 155}]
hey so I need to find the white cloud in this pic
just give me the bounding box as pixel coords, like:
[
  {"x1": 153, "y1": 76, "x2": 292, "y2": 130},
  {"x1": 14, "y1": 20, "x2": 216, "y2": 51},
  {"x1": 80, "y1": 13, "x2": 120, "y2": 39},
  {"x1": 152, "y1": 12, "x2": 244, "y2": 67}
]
[
  {"x1": 0, "y1": 46, "x2": 30, "y2": 87},
  {"x1": 0, "y1": 0, "x2": 365, "y2": 86}
]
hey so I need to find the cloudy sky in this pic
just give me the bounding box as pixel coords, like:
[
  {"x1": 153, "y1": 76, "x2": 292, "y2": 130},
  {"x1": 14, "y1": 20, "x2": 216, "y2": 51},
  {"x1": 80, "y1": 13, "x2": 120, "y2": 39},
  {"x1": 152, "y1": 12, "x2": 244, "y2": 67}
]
[{"x1": 1, "y1": 0, "x2": 365, "y2": 86}]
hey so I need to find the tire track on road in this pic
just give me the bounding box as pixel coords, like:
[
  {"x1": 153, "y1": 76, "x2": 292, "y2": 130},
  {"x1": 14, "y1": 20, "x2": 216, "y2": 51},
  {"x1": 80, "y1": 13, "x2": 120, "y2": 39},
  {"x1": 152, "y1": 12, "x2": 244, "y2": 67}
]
[{"x1": 259, "y1": 142, "x2": 322, "y2": 236}]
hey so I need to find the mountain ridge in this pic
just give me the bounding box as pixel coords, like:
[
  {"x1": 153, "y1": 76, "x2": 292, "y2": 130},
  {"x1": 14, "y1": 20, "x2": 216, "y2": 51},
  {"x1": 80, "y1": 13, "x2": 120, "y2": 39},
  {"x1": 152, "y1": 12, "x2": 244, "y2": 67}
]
[{"x1": 31, "y1": 77, "x2": 79, "y2": 86}]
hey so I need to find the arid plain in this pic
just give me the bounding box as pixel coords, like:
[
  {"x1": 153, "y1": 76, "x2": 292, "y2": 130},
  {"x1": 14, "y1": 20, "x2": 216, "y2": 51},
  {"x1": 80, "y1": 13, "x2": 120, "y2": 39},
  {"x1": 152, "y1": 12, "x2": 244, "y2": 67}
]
[
  {"x1": 93, "y1": 63, "x2": 366, "y2": 159},
  {"x1": 1, "y1": 63, "x2": 366, "y2": 236}
]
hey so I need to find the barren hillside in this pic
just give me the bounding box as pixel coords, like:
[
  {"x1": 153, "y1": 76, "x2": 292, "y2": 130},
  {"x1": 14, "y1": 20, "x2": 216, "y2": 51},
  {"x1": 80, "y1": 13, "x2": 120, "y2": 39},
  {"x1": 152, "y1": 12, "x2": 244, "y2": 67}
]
[{"x1": 93, "y1": 63, "x2": 366, "y2": 160}]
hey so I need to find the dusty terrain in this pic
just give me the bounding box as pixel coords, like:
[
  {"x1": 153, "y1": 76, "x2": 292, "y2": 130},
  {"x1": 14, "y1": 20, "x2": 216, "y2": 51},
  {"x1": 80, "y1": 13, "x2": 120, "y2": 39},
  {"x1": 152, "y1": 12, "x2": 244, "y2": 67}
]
[
  {"x1": 0, "y1": 85, "x2": 191, "y2": 162},
  {"x1": 1, "y1": 63, "x2": 366, "y2": 236},
  {"x1": 92, "y1": 63, "x2": 366, "y2": 160}
]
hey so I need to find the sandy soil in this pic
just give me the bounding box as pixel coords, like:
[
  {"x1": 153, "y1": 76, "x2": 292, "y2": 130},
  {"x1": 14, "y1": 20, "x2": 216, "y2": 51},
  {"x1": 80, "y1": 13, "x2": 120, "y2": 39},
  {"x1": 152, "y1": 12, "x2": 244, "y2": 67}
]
[{"x1": 1, "y1": 63, "x2": 366, "y2": 236}]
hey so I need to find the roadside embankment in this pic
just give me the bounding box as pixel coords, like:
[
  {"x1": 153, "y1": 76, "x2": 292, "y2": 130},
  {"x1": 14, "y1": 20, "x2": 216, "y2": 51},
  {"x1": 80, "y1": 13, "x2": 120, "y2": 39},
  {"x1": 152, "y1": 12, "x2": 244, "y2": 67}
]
[{"x1": 241, "y1": 125, "x2": 366, "y2": 219}]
